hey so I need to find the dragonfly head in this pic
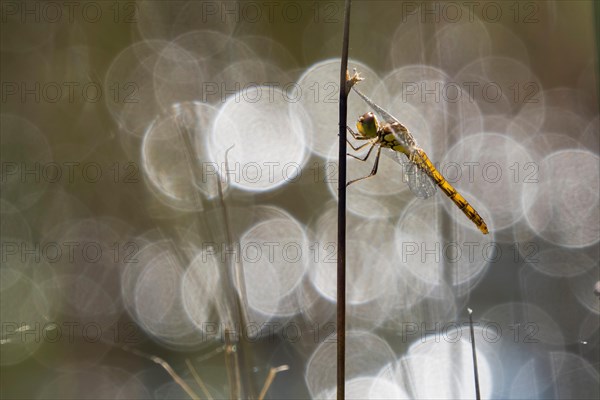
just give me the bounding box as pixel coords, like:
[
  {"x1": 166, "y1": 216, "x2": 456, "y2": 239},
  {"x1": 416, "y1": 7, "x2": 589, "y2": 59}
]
[{"x1": 357, "y1": 112, "x2": 379, "y2": 138}]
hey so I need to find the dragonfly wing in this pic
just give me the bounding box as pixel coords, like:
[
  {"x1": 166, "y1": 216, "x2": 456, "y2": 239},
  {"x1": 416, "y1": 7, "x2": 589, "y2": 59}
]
[
  {"x1": 410, "y1": 166, "x2": 437, "y2": 199},
  {"x1": 353, "y1": 86, "x2": 419, "y2": 150},
  {"x1": 395, "y1": 152, "x2": 437, "y2": 199},
  {"x1": 352, "y1": 87, "x2": 400, "y2": 125}
]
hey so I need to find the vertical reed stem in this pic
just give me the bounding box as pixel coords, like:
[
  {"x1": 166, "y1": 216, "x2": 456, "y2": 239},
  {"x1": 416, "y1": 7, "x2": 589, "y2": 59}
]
[{"x1": 337, "y1": 1, "x2": 352, "y2": 399}]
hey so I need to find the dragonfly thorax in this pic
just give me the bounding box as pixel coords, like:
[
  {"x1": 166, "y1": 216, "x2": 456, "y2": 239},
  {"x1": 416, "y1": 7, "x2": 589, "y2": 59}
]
[{"x1": 371, "y1": 122, "x2": 414, "y2": 157}]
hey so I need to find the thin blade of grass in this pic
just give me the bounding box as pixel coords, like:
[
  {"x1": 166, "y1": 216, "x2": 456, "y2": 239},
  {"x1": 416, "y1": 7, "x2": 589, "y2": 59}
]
[
  {"x1": 185, "y1": 358, "x2": 214, "y2": 400},
  {"x1": 468, "y1": 308, "x2": 481, "y2": 400},
  {"x1": 257, "y1": 365, "x2": 289, "y2": 400},
  {"x1": 120, "y1": 345, "x2": 200, "y2": 400}
]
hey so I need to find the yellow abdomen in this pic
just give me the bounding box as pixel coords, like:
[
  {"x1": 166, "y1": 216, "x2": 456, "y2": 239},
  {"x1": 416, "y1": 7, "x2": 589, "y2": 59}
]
[{"x1": 414, "y1": 149, "x2": 489, "y2": 234}]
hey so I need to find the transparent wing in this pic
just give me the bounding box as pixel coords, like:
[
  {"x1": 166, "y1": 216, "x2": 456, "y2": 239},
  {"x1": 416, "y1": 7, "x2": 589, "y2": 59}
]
[
  {"x1": 352, "y1": 87, "x2": 400, "y2": 125},
  {"x1": 352, "y1": 86, "x2": 418, "y2": 149},
  {"x1": 395, "y1": 152, "x2": 437, "y2": 199}
]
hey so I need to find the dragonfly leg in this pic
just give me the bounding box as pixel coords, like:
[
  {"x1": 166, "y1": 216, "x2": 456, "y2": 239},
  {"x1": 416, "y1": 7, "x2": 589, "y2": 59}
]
[
  {"x1": 347, "y1": 142, "x2": 375, "y2": 161},
  {"x1": 347, "y1": 140, "x2": 372, "y2": 153},
  {"x1": 345, "y1": 125, "x2": 372, "y2": 152},
  {"x1": 346, "y1": 126, "x2": 367, "y2": 140},
  {"x1": 346, "y1": 145, "x2": 382, "y2": 187}
]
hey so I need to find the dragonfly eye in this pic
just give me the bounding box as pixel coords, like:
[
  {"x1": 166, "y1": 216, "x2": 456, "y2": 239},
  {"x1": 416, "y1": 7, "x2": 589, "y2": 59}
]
[{"x1": 357, "y1": 112, "x2": 378, "y2": 138}]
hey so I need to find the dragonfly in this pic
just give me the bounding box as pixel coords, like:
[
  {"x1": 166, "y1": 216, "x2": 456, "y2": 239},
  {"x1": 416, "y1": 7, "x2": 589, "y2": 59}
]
[{"x1": 345, "y1": 71, "x2": 489, "y2": 235}]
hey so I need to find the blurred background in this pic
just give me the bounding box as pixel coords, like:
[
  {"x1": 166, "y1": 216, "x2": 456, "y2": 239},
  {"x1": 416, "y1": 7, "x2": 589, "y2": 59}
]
[{"x1": 1, "y1": 0, "x2": 599, "y2": 399}]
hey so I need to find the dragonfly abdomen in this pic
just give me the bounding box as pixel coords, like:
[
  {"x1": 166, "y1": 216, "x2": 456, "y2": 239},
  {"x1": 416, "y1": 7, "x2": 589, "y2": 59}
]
[{"x1": 414, "y1": 149, "x2": 489, "y2": 234}]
